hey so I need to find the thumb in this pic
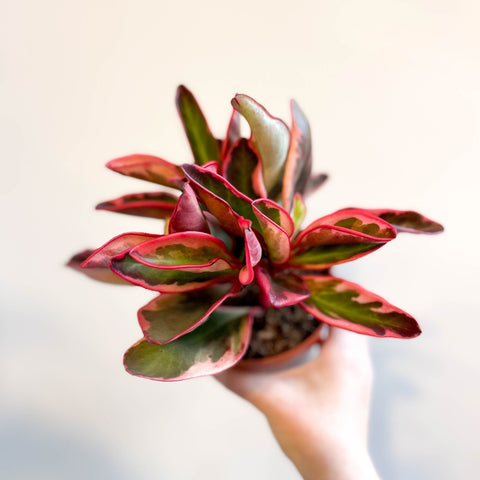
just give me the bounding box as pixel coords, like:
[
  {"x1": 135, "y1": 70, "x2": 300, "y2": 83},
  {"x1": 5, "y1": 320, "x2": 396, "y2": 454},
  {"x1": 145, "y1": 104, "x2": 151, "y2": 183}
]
[{"x1": 318, "y1": 327, "x2": 373, "y2": 375}]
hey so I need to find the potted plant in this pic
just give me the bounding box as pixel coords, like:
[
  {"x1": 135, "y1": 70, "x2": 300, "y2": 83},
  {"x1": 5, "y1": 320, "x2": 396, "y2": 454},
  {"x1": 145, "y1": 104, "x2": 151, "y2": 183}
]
[{"x1": 68, "y1": 85, "x2": 443, "y2": 381}]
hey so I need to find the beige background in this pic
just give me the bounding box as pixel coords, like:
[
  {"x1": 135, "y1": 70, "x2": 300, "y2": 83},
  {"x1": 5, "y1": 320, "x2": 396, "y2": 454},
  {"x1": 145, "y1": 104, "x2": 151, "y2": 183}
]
[{"x1": 1, "y1": 0, "x2": 479, "y2": 478}]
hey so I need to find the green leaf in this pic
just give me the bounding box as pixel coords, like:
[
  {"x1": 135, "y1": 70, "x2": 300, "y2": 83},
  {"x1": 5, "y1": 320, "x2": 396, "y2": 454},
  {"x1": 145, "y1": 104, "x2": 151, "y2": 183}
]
[
  {"x1": 292, "y1": 243, "x2": 384, "y2": 268},
  {"x1": 301, "y1": 275, "x2": 421, "y2": 338},
  {"x1": 231, "y1": 94, "x2": 289, "y2": 195},
  {"x1": 124, "y1": 309, "x2": 253, "y2": 381},
  {"x1": 291, "y1": 193, "x2": 307, "y2": 235},
  {"x1": 138, "y1": 283, "x2": 236, "y2": 344},
  {"x1": 176, "y1": 85, "x2": 221, "y2": 166},
  {"x1": 223, "y1": 139, "x2": 262, "y2": 199}
]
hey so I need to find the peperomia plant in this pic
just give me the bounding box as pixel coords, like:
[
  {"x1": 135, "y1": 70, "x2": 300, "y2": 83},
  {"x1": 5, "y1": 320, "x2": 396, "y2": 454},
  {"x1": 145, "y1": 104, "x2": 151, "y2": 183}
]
[{"x1": 69, "y1": 85, "x2": 443, "y2": 381}]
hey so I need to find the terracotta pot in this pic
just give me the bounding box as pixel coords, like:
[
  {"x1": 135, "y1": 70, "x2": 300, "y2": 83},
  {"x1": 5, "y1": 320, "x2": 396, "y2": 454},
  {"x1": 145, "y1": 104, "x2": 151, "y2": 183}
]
[{"x1": 238, "y1": 323, "x2": 325, "y2": 370}]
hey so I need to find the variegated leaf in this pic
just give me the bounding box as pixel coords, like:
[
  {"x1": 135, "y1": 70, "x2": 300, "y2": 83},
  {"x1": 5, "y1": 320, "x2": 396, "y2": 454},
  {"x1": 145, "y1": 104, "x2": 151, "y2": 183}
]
[
  {"x1": 176, "y1": 85, "x2": 221, "y2": 166},
  {"x1": 96, "y1": 192, "x2": 178, "y2": 219},
  {"x1": 111, "y1": 252, "x2": 238, "y2": 293},
  {"x1": 138, "y1": 283, "x2": 236, "y2": 344},
  {"x1": 301, "y1": 275, "x2": 421, "y2": 338},
  {"x1": 124, "y1": 309, "x2": 253, "y2": 381},
  {"x1": 106, "y1": 155, "x2": 184, "y2": 189},
  {"x1": 282, "y1": 100, "x2": 312, "y2": 211},
  {"x1": 183, "y1": 163, "x2": 254, "y2": 236},
  {"x1": 252, "y1": 199, "x2": 292, "y2": 265},
  {"x1": 81, "y1": 232, "x2": 159, "y2": 269},
  {"x1": 183, "y1": 164, "x2": 292, "y2": 264},
  {"x1": 290, "y1": 210, "x2": 396, "y2": 269},
  {"x1": 338, "y1": 208, "x2": 444, "y2": 234},
  {"x1": 231, "y1": 94, "x2": 290, "y2": 195},
  {"x1": 253, "y1": 198, "x2": 294, "y2": 237},
  {"x1": 130, "y1": 232, "x2": 237, "y2": 269}
]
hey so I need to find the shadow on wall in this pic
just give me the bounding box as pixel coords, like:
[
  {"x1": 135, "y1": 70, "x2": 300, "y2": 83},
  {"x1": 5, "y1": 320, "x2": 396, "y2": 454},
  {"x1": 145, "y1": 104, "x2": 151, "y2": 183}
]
[{"x1": 0, "y1": 412, "x2": 135, "y2": 480}]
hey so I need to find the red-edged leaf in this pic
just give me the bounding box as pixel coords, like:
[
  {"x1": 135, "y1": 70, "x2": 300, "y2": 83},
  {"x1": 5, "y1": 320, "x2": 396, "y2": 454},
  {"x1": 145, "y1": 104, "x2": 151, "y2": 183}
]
[
  {"x1": 168, "y1": 183, "x2": 209, "y2": 234},
  {"x1": 305, "y1": 173, "x2": 328, "y2": 195},
  {"x1": 231, "y1": 94, "x2": 290, "y2": 195},
  {"x1": 96, "y1": 192, "x2": 178, "y2": 219},
  {"x1": 138, "y1": 282, "x2": 237, "y2": 344},
  {"x1": 282, "y1": 100, "x2": 312, "y2": 211},
  {"x1": 338, "y1": 208, "x2": 444, "y2": 234},
  {"x1": 255, "y1": 265, "x2": 310, "y2": 308},
  {"x1": 290, "y1": 210, "x2": 396, "y2": 269},
  {"x1": 111, "y1": 252, "x2": 239, "y2": 293},
  {"x1": 110, "y1": 233, "x2": 240, "y2": 292},
  {"x1": 202, "y1": 161, "x2": 220, "y2": 173},
  {"x1": 238, "y1": 218, "x2": 262, "y2": 285},
  {"x1": 183, "y1": 164, "x2": 291, "y2": 264},
  {"x1": 176, "y1": 85, "x2": 221, "y2": 166},
  {"x1": 221, "y1": 108, "x2": 241, "y2": 159},
  {"x1": 67, "y1": 249, "x2": 130, "y2": 284},
  {"x1": 81, "y1": 232, "x2": 159, "y2": 269},
  {"x1": 223, "y1": 138, "x2": 264, "y2": 199},
  {"x1": 130, "y1": 232, "x2": 237, "y2": 269},
  {"x1": 301, "y1": 275, "x2": 421, "y2": 338},
  {"x1": 253, "y1": 198, "x2": 294, "y2": 237},
  {"x1": 183, "y1": 163, "x2": 250, "y2": 236},
  {"x1": 183, "y1": 163, "x2": 257, "y2": 237},
  {"x1": 251, "y1": 199, "x2": 292, "y2": 265},
  {"x1": 106, "y1": 155, "x2": 184, "y2": 189},
  {"x1": 124, "y1": 308, "x2": 253, "y2": 381}
]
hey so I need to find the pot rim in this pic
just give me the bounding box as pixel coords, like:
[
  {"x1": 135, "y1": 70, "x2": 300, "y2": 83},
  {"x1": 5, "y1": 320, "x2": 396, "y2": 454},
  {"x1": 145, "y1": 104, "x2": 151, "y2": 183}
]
[{"x1": 237, "y1": 322, "x2": 325, "y2": 370}]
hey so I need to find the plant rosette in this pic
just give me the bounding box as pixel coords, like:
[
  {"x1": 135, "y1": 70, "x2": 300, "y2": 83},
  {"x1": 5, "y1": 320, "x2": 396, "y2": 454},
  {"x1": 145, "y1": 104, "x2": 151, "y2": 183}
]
[{"x1": 69, "y1": 85, "x2": 443, "y2": 382}]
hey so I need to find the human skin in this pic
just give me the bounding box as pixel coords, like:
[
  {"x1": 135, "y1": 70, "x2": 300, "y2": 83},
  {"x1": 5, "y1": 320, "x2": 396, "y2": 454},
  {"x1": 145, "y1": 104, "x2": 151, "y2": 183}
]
[{"x1": 216, "y1": 327, "x2": 380, "y2": 480}]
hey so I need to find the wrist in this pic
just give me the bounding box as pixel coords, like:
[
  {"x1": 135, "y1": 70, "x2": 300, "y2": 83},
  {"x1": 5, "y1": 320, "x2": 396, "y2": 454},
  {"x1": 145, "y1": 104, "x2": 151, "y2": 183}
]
[
  {"x1": 292, "y1": 444, "x2": 379, "y2": 480},
  {"x1": 263, "y1": 411, "x2": 378, "y2": 480}
]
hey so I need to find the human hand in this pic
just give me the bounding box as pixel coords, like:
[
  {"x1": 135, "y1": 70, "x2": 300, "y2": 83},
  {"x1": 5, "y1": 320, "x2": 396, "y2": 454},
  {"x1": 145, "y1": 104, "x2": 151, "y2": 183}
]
[{"x1": 216, "y1": 327, "x2": 380, "y2": 480}]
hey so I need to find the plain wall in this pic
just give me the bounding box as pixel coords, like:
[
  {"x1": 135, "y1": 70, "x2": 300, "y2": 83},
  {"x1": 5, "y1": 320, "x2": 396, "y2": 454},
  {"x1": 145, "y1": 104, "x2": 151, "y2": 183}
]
[{"x1": 1, "y1": 1, "x2": 479, "y2": 478}]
